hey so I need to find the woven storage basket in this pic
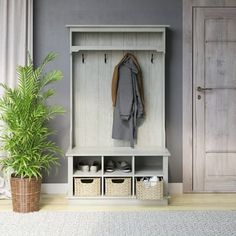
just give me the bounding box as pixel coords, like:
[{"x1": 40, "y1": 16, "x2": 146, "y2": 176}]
[
  {"x1": 105, "y1": 178, "x2": 131, "y2": 197},
  {"x1": 136, "y1": 179, "x2": 163, "y2": 200},
  {"x1": 10, "y1": 176, "x2": 41, "y2": 213},
  {"x1": 74, "y1": 178, "x2": 101, "y2": 197}
]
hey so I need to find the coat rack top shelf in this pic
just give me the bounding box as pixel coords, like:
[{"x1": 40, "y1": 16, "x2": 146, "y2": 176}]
[
  {"x1": 66, "y1": 25, "x2": 170, "y2": 30},
  {"x1": 70, "y1": 46, "x2": 165, "y2": 53},
  {"x1": 67, "y1": 25, "x2": 169, "y2": 54}
]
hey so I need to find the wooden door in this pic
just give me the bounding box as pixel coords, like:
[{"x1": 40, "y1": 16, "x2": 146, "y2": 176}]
[{"x1": 193, "y1": 8, "x2": 236, "y2": 192}]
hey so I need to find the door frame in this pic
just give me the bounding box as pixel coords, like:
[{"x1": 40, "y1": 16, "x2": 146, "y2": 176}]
[{"x1": 183, "y1": 0, "x2": 236, "y2": 192}]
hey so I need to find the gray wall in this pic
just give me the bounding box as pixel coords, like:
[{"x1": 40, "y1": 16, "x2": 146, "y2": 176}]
[{"x1": 34, "y1": 0, "x2": 182, "y2": 183}]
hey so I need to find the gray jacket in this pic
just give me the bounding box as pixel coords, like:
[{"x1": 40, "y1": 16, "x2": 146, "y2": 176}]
[{"x1": 112, "y1": 57, "x2": 144, "y2": 147}]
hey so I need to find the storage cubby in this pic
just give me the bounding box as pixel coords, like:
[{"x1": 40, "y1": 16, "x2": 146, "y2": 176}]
[
  {"x1": 104, "y1": 156, "x2": 133, "y2": 176},
  {"x1": 66, "y1": 25, "x2": 170, "y2": 205},
  {"x1": 135, "y1": 156, "x2": 163, "y2": 177},
  {"x1": 73, "y1": 156, "x2": 102, "y2": 177}
]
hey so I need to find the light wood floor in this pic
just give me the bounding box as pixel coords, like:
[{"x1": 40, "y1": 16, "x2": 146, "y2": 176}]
[{"x1": 0, "y1": 194, "x2": 236, "y2": 211}]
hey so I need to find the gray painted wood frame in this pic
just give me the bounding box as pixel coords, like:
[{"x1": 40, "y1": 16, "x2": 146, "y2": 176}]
[{"x1": 183, "y1": 0, "x2": 236, "y2": 192}]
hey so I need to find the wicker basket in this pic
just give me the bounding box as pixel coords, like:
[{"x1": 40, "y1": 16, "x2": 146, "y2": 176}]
[
  {"x1": 10, "y1": 176, "x2": 42, "y2": 213},
  {"x1": 74, "y1": 178, "x2": 101, "y2": 197},
  {"x1": 136, "y1": 179, "x2": 163, "y2": 200},
  {"x1": 105, "y1": 178, "x2": 131, "y2": 197}
]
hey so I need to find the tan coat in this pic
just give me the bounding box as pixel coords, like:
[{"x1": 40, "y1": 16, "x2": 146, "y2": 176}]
[{"x1": 111, "y1": 53, "x2": 145, "y2": 109}]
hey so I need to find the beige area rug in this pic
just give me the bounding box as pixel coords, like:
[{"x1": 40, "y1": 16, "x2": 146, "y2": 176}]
[{"x1": 0, "y1": 211, "x2": 236, "y2": 236}]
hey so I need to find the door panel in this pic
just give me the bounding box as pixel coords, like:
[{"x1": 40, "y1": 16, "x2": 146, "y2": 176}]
[
  {"x1": 205, "y1": 153, "x2": 236, "y2": 191},
  {"x1": 205, "y1": 90, "x2": 236, "y2": 152},
  {"x1": 206, "y1": 43, "x2": 236, "y2": 88},
  {"x1": 194, "y1": 8, "x2": 236, "y2": 191},
  {"x1": 206, "y1": 153, "x2": 236, "y2": 176},
  {"x1": 205, "y1": 18, "x2": 236, "y2": 42}
]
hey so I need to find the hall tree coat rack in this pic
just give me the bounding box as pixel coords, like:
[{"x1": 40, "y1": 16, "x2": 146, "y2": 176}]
[{"x1": 66, "y1": 25, "x2": 170, "y2": 205}]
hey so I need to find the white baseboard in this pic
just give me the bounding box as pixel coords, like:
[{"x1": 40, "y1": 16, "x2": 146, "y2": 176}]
[
  {"x1": 41, "y1": 183, "x2": 68, "y2": 194},
  {"x1": 42, "y1": 183, "x2": 183, "y2": 195},
  {"x1": 168, "y1": 183, "x2": 183, "y2": 195}
]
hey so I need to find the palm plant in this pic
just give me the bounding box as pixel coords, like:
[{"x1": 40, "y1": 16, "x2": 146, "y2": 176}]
[{"x1": 0, "y1": 52, "x2": 64, "y2": 179}]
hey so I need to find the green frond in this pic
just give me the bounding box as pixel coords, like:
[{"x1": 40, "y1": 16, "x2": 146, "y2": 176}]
[
  {"x1": 45, "y1": 105, "x2": 65, "y2": 120},
  {"x1": 0, "y1": 52, "x2": 65, "y2": 178},
  {"x1": 41, "y1": 89, "x2": 55, "y2": 99},
  {"x1": 38, "y1": 70, "x2": 62, "y2": 91},
  {"x1": 37, "y1": 52, "x2": 57, "y2": 75},
  {"x1": 0, "y1": 83, "x2": 12, "y2": 94}
]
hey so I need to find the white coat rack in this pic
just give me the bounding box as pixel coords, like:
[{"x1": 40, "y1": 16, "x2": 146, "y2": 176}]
[{"x1": 66, "y1": 25, "x2": 170, "y2": 205}]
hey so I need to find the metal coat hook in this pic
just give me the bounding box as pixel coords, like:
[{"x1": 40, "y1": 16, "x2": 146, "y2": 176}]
[
  {"x1": 151, "y1": 54, "x2": 154, "y2": 63},
  {"x1": 104, "y1": 54, "x2": 107, "y2": 63},
  {"x1": 82, "y1": 53, "x2": 85, "y2": 63}
]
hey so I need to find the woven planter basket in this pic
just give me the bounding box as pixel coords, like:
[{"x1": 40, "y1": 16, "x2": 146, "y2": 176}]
[{"x1": 10, "y1": 176, "x2": 42, "y2": 213}]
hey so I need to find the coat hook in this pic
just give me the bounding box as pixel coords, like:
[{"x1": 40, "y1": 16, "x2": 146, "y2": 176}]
[
  {"x1": 151, "y1": 54, "x2": 154, "y2": 63},
  {"x1": 104, "y1": 53, "x2": 107, "y2": 63},
  {"x1": 82, "y1": 53, "x2": 85, "y2": 63}
]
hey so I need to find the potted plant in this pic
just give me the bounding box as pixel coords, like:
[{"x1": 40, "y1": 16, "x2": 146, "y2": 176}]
[{"x1": 0, "y1": 52, "x2": 64, "y2": 213}]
